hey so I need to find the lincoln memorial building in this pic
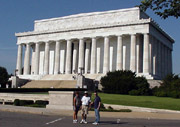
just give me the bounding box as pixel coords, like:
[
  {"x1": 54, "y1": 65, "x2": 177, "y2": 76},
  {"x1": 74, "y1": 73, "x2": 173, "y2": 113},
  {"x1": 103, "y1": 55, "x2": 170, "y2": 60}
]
[{"x1": 15, "y1": 7, "x2": 174, "y2": 83}]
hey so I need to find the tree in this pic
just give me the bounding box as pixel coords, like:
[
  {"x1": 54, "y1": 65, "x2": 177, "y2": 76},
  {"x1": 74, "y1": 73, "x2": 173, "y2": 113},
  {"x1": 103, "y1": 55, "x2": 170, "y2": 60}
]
[
  {"x1": 0, "y1": 66, "x2": 9, "y2": 88},
  {"x1": 153, "y1": 74, "x2": 180, "y2": 98},
  {"x1": 139, "y1": 0, "x2": 180, "y2": 19},
  {"x1": 101, "y1": 70, "x2": 151, "y2": 95}
]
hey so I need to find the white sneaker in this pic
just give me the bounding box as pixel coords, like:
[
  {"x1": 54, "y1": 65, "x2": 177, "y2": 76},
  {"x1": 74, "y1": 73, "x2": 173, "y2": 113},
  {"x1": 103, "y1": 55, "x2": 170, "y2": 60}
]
[
  {"x1": 73, "y1": 120, "x2": 77, "y2": 123},
  {"x1": 92, "y1": 122, "x2": 99, "y2": 125},
  {"x1": 80, "y1": 120, "x2": 84, "y2": 124},
  {"x1": 83, "y1": 120, "x2": 87, "y2": 124}
]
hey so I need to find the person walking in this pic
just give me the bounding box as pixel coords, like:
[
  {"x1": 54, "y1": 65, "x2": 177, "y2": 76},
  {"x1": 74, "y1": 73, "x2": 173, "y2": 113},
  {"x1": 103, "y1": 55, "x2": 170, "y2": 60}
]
[
  {"x1": 92, "y1": 91, "x2": 101, "y2": 125},
  {"x1": 80, "y1": 91, "x2": 91, "y2": 124},
  {"x1": 73, "y1": 92, "x2": 81, "y2": 123}
]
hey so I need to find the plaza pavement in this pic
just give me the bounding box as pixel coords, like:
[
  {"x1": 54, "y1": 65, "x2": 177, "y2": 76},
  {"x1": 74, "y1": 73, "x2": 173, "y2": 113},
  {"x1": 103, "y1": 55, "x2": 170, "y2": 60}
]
[{"x1": 0, "y1": 105, "x2": 180, "y2": 120}]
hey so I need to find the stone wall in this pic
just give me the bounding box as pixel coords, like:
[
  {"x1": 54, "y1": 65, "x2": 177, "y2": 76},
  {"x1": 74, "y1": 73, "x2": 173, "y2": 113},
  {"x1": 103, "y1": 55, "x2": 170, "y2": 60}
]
[{"x1": 46, "y1": 91, "x2": 73, "y2": 110}]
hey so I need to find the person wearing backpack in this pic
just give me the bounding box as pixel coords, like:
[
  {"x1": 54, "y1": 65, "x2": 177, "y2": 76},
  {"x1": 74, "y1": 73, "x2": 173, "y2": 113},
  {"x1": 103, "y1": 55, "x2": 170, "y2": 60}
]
[{"x1": 73, "y1": 91, "x2": 81, "y2": 123}]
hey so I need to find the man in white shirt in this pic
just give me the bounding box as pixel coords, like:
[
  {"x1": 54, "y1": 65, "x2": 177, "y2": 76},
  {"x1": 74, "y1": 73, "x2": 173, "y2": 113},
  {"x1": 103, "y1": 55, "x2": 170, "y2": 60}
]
[{"x1": 80, "y1": 91, "x2": 91, "y2": 124}]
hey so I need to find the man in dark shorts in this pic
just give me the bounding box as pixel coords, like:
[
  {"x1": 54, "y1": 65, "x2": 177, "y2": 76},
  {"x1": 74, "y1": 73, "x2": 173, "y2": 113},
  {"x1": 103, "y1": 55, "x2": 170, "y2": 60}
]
[
  {"x1": 73, "y1": 92, "x2": 81, "y2": 123},
  {"x1": 92, "y1": 91, "x2": 101, "y2": 125}
]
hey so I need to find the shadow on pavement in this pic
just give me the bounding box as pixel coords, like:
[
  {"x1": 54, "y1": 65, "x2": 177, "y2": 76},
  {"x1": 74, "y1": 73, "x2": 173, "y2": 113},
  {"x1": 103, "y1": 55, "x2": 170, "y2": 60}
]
[{"x1": 90, "y1": 121, "x2": 128, "y2": 125}]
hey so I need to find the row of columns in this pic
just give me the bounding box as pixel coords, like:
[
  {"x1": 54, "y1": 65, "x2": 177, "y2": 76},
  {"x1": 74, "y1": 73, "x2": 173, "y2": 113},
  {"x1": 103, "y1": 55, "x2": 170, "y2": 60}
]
[{"x1": 16, "y1": 33, "x2": 172, "y2": 79}]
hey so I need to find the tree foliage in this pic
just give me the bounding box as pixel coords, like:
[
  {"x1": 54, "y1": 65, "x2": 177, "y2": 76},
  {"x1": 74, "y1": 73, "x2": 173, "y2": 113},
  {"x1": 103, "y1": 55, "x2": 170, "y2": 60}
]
[
  {"x1": 101, "y1": 70, "x2": 151, "y2": 95},
  {"x1": 139, "y1": 0, "x2": 180, "y2": 19},
  {"x1": 0, "y1": 66, "x2": 9, "y2": 88},
  {"x1": 153, "y1": 74, "x2": 180, "y2": 98}
]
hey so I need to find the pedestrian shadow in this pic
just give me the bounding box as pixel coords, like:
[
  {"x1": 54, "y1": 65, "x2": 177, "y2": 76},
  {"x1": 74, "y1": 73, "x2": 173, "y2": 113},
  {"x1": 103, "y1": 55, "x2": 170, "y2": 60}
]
[{"x1": 89, "y1": 121, "x2": 128, "y2": 125}]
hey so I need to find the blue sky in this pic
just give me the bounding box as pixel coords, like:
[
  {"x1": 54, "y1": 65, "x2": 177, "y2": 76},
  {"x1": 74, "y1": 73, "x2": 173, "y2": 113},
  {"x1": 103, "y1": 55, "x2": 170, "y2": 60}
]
[{"x1": 0, "y1": 0, "x2": 179, "y2": 74}]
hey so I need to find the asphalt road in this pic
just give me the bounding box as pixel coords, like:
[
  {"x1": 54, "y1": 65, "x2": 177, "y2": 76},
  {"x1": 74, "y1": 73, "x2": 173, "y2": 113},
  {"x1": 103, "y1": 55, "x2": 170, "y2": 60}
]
[{"x1": 0, "y1": 111, "x2": 180, "y2": 127}]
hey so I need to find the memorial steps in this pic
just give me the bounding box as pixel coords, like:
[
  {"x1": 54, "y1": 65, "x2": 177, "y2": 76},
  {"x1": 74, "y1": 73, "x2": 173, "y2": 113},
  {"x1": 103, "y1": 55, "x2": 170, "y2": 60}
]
[
  {"x1": 22, "y1": 80, "x2": 76, "y2": 88},
  {"x1": 20, "y1": 74, "x2": 104, "y2": 88},
  {"x1": 40, "y1": 74, "x2": 75, "y2": 80}
]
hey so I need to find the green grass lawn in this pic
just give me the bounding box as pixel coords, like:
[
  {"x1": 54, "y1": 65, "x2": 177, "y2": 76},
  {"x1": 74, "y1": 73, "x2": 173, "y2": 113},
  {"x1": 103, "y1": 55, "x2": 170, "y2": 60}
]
[{"x1": 92, "y1": 93, "x2": 180, "y2": 111}]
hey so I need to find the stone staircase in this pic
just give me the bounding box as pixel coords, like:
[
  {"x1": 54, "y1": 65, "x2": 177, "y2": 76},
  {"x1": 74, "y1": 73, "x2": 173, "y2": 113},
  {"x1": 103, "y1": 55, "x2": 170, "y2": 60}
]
[
  {"x1": 22, "y1": 80, "x2": 77, "y2": 88},
  {"x1": 40, "y1": 74, "x2": 75, "y2": 80},
  {"x1": 20, "y1": 74, "x2": 104, "y2": 88}
]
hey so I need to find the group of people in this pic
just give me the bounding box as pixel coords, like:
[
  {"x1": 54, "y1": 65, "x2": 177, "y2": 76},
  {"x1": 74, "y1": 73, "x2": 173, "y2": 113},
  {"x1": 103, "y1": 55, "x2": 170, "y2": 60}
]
[{"x1": 73, "y1": 91, "x2": 101, "y2": 125}]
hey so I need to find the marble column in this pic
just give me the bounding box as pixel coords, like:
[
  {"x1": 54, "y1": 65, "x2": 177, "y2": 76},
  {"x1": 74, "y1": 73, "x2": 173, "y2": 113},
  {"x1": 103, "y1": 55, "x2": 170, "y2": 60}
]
[
  {"x1": 161, "y1": 44, "x2": 165, "y2": 78},
  {"x1": 44, "y1": 42, "x2": 50, "y2": 75},
  {"x1": 143, "y1": 33, "x2": 150, "y2": 73},
  {"x1": 170, "y1": 50, "x2": 172, "y2": 74},
  {"x1": 130, "y1": 34, "x2": 136, "y2": 72},
  {"x1": 122, "y1": 45, "x2": 126, "y2": 70},
  {"x1": 72, "y1": 41, "x2": 78, "y2": 73},
  {"x1": 136, "y1": 35, "x2": 142, "y2": 73},
  {"x1": 167, "y1": 48, "x2": 169, "y2": 75},
  {"x1": 158, "y1": 41, "x2": 161, "y2": 78},
  {"x1": 90, "y1": 37, "x2": 97, "y2": 74},
  {"x1": 153, "y1": 38, "x2": 158, "y2": 76},
  {"x1": 34, "y1": 43, "x2": 40, "y2": 75},
  {"x1": 103, "y1": 36, "x2": 110, "y2": 73},
  {"x1": 164, "y1": 46, "x2": 168, "y2": 76},
  {"x1": 149, "y1": 36, "x2": 153, "y2": 74},
  {"x1": 78, "y1": 38, "x2": 85, "y2": 73},
  {"x1": 167, "y1": 49, "x2": 171, "y2": 74},
  {"x1": 85, "y1": 40, "x2": 91, "y2": 74},
  {"x1": 24, "y1": 43, "x2": 31, "y2": 75},
  {"x1": 116, "y1": 35, "x2": 123, "y2": 70},
  {"x1": 65, "y1": 39, "x2": 72, "y2": 74},
  {"x1": 54, "y1": 41, "x2": 61, "y2": 75},
  {"x1": 16, "y1": 44, "x2": 23, "y2": 75},
  {"x1": 163, "y1": 45, "x2": 166, "y2": 77}
]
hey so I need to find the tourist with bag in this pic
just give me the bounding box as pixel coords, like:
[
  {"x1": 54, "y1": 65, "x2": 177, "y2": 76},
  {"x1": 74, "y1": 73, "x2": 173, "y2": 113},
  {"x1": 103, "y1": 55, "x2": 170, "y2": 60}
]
[{"x1": 73, "y1": 92, "x2": 81, "y2": 123}]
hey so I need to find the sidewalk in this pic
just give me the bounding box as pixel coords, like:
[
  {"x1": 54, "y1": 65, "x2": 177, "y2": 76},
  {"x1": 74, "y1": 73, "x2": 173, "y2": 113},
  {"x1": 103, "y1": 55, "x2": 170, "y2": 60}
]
[{"x1": 1, "y1": 105, "x2": 180, "y2": 120}]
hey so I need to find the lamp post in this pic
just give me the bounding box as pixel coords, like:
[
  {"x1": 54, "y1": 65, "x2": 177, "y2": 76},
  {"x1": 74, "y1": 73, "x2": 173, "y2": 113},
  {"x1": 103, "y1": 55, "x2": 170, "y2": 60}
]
[{"x1": 79, "y1": 67, "x2": 84, "y2": 75}]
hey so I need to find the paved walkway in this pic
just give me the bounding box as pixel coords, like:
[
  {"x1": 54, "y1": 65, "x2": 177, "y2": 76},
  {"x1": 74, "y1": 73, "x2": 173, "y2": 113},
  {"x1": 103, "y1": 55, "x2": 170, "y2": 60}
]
[{"x1": 1, "y1": 105, "x2": 180, "y2": 120}]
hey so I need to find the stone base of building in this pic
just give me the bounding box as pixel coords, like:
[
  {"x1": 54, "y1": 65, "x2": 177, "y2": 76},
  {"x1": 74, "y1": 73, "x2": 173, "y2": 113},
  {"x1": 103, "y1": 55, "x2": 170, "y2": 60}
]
[{"x1": 147, "y1": 79, "x2": 162, "y2": 88}]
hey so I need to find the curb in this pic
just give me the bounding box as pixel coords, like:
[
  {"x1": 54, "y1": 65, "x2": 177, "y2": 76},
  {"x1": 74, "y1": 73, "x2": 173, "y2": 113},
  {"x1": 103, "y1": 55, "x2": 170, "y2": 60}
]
[{"x1": 104, "y1": 104, "x2": 180, "y2": 114}]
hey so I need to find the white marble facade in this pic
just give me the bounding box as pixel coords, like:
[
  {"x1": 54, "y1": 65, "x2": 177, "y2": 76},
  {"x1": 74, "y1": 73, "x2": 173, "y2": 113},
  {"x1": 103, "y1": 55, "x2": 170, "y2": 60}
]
[{"x1": 15, "y1": 7, "x2": 174, "y2": 80}]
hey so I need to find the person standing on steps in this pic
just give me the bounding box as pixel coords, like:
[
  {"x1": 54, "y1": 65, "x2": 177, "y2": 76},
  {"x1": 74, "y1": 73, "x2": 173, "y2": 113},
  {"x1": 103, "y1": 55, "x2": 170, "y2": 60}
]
[
  {"x1": 73, "y1": 92, "x2": 81, "y2": 123},
  {"x1": 92, "y1": 91, "x2": 101, "y2": 125},
  {"x1": 80, "y1": 91, "x2": 91, "y2": 124}
]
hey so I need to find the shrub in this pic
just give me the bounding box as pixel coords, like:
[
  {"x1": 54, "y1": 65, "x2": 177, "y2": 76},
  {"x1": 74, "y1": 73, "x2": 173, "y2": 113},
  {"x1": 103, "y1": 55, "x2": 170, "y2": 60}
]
[
  {"x1": 129, "y1": 90, "x2": 140, "y2": 96},
  {"x1": 101, "y1": 70, "x2": 136, "y2": 94},
  {"x1": 135, "y1": 77, "x2": 151, "y2": 95},
  {"x1": 154, "y1": 90, "x2": 167, "y2": 97},
  {"x1": 107, "y1": 106, "x2": 113, "y2": 110},
  {"x1": 14, "y1": 99, "x2": 20, "y2": 106},
  {"x1": 35, "y1": 100, "x2": 49, "y2": 105},
  {"x1": 19, "y1": 100, "x2": 34, "y2": 106},
  {"x1": 100, "y1": 103, "x2": 105, "y2": 109},
  {"x1": 168, "y1": 91, "x2": 180, "y2": 98},
  {"x1": 118, "y1": 109, "x2": 132, "y2": 112},
  {"x1": 101, "y1": 70, "x2": 151, "y2": 95},
  {"x1": 153, "y1": 74, "x2": 180, "y2": 98}
]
